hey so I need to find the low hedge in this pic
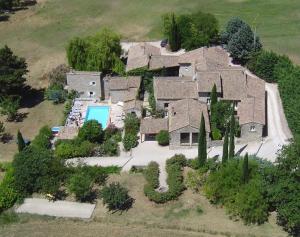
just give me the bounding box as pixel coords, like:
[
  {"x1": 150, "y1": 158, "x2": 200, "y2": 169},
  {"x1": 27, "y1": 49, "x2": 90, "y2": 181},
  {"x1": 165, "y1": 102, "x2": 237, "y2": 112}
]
[
  {"x1": 143, "y1": 154, "x2": 186, "y2": 203},
  {"x1": 0, "y1": 166, "x2": 20, "y2": 212},
  {"x1": 55, "y1": 139, "x2": 94, "y2": 159}
]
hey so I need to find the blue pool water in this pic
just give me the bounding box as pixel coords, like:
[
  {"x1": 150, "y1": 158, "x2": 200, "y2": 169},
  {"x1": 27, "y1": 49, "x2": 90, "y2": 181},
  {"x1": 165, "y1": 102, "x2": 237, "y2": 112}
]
[{"x1": 85, "y1": 106, "x2": 110, "y2": 129}]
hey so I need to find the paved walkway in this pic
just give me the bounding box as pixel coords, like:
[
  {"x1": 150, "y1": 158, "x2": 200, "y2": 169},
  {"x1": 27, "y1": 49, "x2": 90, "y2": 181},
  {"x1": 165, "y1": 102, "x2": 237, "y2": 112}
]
[
  {"x1": 67, "y1": 83, "x2": 292, "y2": 190},
  {"x1": 16, "y1": 198, "x2": 96, "y2": 219}
]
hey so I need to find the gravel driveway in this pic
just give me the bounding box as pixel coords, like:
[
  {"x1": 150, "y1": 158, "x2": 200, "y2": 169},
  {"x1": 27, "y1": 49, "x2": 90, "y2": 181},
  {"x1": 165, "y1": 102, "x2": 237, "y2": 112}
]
[{"x1": 16, "y1": 198, "x2": 96, "y2": 219}]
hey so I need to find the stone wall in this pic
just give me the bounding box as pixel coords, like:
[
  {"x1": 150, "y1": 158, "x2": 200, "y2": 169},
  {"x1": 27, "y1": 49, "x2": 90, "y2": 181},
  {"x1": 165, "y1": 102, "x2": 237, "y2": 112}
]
[
  {"x1": 67, "y1": 72, "x2": 102, "y2": 98},
  {"x1": 240, "y1": 123, "x2": 264, "y2": 142},
  {"x1": 169, "y1": 126, "x2": 211, "y2": 148}
]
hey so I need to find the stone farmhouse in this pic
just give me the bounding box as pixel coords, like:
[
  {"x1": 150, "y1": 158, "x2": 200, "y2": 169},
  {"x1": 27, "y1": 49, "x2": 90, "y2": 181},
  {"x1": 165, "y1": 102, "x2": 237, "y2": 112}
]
[
  {"x1": 134, "y1": 43, "x2": 266, "y2": 147},
  {"x1": 67, "y1": 72, "x2": 143, "y2": 118},
  {"x1": 66, "y1": 42, "x2": 266, "y2": 148}
]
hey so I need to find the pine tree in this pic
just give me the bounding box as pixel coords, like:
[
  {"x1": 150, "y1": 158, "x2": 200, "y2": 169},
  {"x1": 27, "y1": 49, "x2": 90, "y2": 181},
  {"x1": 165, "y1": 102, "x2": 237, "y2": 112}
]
[
  {"x1": 242, "y1": 153, "x2": 249, "y2": 183},
  {"x1": 17, "y1": 130, "x2": 25, "y2": 152},
  {"x1": 169, "y1": 13, "x2": 180, "y2": 52},
  {"x1": 198, "y1": 113, "x2": 207, "y2": 166},
  {"x1": 228, "y1": 109, "x2": 235, "y2": 159},
  {"x1": 222, "y1": 127, "x2": 229, "y2": 164}
]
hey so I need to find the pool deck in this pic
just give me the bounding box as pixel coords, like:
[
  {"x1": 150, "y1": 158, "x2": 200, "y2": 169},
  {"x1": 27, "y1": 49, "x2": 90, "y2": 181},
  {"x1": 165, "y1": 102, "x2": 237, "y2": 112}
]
[{"x1": 61, "y1": 98, "x2": 125, "y2": 140}]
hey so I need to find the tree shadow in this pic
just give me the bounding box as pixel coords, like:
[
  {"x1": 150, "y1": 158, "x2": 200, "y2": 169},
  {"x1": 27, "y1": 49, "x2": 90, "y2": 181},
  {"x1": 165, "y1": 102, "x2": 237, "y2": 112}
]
[
  {"x1": 235, "y1": 144, "x2": 248, "y2": 156},
  {"x1": 0, "y1": 15, "x2": 9, "y2": 22},
  {"x1": 112, "y1": 197, "x2": 135, "y2": 214},
  {"x1": 20, "y1": 86, "x2": 45, "y2": 109},
  {"x1": 80, "y1": 190, "x2": 98, "y2": 203},
  {"x1": 15, "y1": 112, "x2": 29, "y2": 122},
  {"x1": 0, "y1": 133, "x2": 14, "y2": 144}
]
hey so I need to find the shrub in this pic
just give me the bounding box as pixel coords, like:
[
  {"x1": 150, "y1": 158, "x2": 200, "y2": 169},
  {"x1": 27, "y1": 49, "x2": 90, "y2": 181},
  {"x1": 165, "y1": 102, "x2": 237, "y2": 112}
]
[
  {"x1": 0, "y1": 167, "x2": 20, "y2": 212},
  {"x1": 12, "y1": 146, "x2": 64, "y2": 196},
  {"x1": 143, "y1": 155, "x2": 186, "y2": 203},
  {"x1": 156, "y1": 130, "x2": 169, "y2": 146},
  {"x1": 100, "y1": 182, "x2": 133, "y2": 211},
  {"x1": 101, "y1": 139, "x2": 119, "y2": 156},
  {"x1": 211, "y1": 127, "x2": 222, "y2": 140},
  {"x1": 203, "y1": 158, "x2": 269, "y2": 224},
  {"x1": 31, "y1": 126, "x2": 52, "y2": 149},
  {"x1": 234, "y1": 177, "x2": 269, "y2": 224},
  {"x1": 247, "y1": 50, "x2": 281, "y2": 82},
  {"x1": 104, "y1": 124, "x2": 121, "y2": 141},
  {"x1": 124, "y1": 114, "x2": 140, "y2": 135},
  {"x1": 55, "y1": 139, "x2": 94, "y2": 159},
  {"x1": 78, "y1": 120, "x2": 104, "y2": 143},
  {"x1": 122, "y1": 133, "x2": 138, "y2": 151},
  {"x1": 44, "y1": 84, "x2": 67, "y2": 104},
  {"x1": 67, "y1": 172, "x2": 94, "y2": 202}
]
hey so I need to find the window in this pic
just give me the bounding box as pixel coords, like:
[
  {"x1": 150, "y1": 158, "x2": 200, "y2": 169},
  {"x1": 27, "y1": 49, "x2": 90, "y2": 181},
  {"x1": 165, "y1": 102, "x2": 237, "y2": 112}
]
[
  {"x1": 180, "y1": 133, "x2": 190, "y2": 144},
  {"x1": 89, "y1": 81, "x2": 96, "y2": 86},
  {"x1": 192, "y1": 133, "x2": 198, "y2": 144},
  {"x1": 164, "y1": 103, "x2": 169, "y2": 108},
  {"x1": 207, "y1": 98, "x2": 211, "y2": 105},
  {"x1": 250, "y1": 125, "x2": 256, "y2": 132}
]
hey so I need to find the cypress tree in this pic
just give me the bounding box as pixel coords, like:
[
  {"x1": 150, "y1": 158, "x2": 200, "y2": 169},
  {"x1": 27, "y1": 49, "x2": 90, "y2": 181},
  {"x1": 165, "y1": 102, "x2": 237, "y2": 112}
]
[
  {"x1": 222, "y1": 127, "x2": 229, "y2": 164},
  {"x1": 198, "y1": 113, "x2": 207, "y2": 166},
  {"x1": 210, "y1": 83, "x2": 218, "y2": 108},
  {"x1": 242, "y1": 153, "x2": 249, "y2": 183},
  {"x1": 17, "y1": 130, "x2": 26, "y2": 152},
  {"x1": 169, "y1": 13, "x2": 180, "y2": 52},
  {"x1": 228, "y1": 109, "x2": 235, "y2": 159}
]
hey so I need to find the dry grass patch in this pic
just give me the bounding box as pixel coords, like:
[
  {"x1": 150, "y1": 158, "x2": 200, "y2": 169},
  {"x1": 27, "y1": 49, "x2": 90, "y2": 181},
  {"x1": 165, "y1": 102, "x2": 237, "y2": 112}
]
[{"x1": 0, "y1": 101, "x2": 64, "y2": 162}]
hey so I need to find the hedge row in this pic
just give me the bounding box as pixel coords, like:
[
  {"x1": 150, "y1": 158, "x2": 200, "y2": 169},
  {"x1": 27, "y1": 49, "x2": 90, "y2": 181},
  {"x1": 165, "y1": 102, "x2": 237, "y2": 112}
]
[
  {"x1": 55, "y1": 139, "x2": 94, "y2": 159},
  {"x1": 143, "y1": 154, "x2": 186, "y2": 203}
]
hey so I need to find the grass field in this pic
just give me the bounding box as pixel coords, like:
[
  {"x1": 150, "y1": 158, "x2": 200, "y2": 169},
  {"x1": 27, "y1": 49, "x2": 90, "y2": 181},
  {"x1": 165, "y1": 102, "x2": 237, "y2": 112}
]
[
  {"x1": 0, "y1": 0, "x2": 300, "y2": 87},
  {"x1": 1, "y1": 172, "x2": 287, "y2": 237}
]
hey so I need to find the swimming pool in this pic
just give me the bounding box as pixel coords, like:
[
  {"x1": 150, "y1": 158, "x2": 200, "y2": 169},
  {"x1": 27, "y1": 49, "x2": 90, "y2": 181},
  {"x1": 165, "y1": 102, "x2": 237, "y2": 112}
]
[{"x1": 85, "y1": 106, "x2": 110, "y2": 129}]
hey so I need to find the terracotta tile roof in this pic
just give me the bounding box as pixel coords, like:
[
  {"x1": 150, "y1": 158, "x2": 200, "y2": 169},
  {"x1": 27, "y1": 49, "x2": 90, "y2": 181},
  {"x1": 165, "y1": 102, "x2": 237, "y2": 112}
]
[
  {"x1": 153, "y1": 78, "x2": 198, "y2": 100},
  {"x1": 179, "y1": 48, "x2": 204, "y2": 64},
  {"x1": 221, "y1": 70, "x2": 247, "y2": 101},
  {"x1": 126, "y1": 43, "x2": 161, "y2": 72},
  {"x1": 196, "y1": 72, "x2": 222, "y2": 93},
  {"x1": 140, "y1": 118, "x2": 168, "y2": 134},
  {"x1": 238, "y1": 97, "x2": 265, "y2": 125},
  {"x1": 124, "y1": 99, "x2": 143, "y2": 111},
  {"x1": 108, "y1": 76, "x2": 141, "y2": 90},
  {"x1": 124, "y1": 88, "x2": 138, "y2": 102},
  {"x1": 149, "y1": 55, "x2": 179, "y2": 70},
  {"x1": 168, "y1": 99, "x2": 210, "y2": 132}
]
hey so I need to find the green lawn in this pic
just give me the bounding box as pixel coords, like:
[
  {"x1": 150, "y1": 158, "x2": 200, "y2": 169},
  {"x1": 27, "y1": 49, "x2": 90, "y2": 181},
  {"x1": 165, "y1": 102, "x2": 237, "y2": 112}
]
[{"x1": 0, "y1": 0, "x2": 300, "y2": 87}]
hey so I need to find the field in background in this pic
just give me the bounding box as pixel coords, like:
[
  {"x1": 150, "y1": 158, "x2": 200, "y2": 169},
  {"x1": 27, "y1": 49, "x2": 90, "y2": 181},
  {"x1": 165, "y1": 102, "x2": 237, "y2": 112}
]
[
  {"x1": 1, "y1": 173, "x2": 286, "y2": 237},
  {"x1": 0, "y1": 0, "x2": 300, "y2": 88}
]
